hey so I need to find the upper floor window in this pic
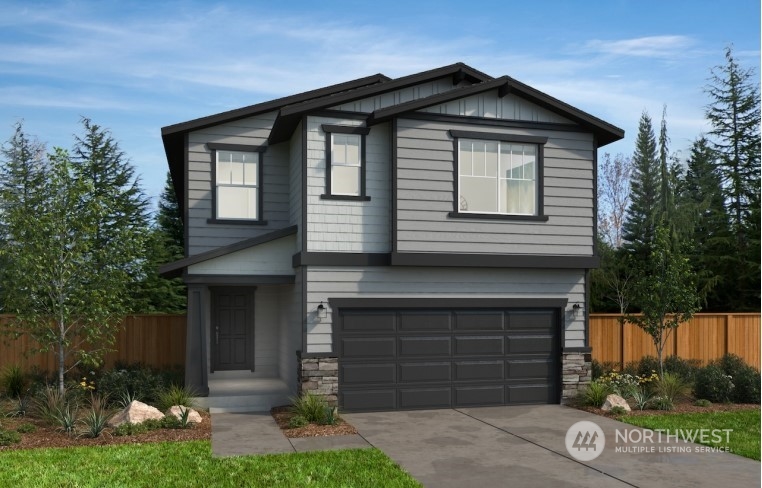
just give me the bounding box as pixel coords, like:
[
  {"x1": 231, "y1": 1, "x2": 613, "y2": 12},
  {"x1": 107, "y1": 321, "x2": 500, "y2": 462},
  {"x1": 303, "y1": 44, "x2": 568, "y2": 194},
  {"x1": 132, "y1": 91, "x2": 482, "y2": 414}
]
[
  {"x1": 321, "y1": 125, "x2": 371, "y2": 201},
  {"x1": 449, "y1": 130, "x2": 548, "y2": 221},
  {"x1": 208, "y1": 143, "x2": 266, "y2": 223}
]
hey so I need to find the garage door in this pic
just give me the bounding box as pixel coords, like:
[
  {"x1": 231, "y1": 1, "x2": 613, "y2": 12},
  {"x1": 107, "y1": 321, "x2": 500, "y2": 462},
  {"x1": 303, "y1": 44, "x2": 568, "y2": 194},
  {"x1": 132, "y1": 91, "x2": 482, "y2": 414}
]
[{"x1": 336, "y1": 307, "x2": 560, "y2": 411}]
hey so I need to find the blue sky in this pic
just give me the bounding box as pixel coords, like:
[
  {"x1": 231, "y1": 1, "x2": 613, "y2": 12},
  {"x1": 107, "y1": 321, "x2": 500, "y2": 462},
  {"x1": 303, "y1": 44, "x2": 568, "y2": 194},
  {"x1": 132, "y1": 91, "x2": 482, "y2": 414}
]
[{"x1": 1, "y1": 0, "x2": 759, "y2": 211}]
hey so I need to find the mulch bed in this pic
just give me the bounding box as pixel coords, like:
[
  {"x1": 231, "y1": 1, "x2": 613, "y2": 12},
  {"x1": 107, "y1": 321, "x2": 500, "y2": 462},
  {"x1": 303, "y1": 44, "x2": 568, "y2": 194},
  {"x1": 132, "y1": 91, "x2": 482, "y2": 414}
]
[
  {"x1": 0, "y1": 409, "x2": 211, "y2": 451},
  {"x1": 270, "y1": 405, "x2": 358, "y2": 438},
  {"x1": 575, "y1": 401, "x2": 759, "y2": 418}
]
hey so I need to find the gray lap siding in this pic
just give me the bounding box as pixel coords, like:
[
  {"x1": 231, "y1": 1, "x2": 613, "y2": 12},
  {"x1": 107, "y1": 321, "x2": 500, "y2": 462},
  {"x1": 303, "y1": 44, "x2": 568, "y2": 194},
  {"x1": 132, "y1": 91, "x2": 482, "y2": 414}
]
[
  {"x1": 395, "y1": 118, "x2": 595, "y2": 255},
  {"x1": 304, "y1": 266, "x2": 586, "y2": 354}
]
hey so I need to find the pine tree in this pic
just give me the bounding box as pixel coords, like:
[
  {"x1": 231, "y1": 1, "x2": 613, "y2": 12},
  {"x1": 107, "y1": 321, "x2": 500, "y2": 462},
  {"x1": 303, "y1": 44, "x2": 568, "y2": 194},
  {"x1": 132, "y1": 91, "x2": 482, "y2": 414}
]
[
  {"x1": 705, "y1": 46, "x2": 761, "y2": 310},
  {"x1": 72, "y1": 118, "x2": 151, "y2": 311},
  {"x1": 681, "y1": 137, "x2": 732, "y2": 310},
  {"x1": 622, "y1": 111, "x2": 661, "y2": 258},
  {"x1": 131, "y1": 173, "x2": 186, "y2": 313}
]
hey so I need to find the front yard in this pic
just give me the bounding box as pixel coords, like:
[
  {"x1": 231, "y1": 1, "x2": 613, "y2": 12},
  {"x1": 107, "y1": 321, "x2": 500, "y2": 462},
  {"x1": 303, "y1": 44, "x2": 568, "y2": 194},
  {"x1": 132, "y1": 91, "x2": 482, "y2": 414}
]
[{"x1": 0, "y1": 440, "x2": 422, "y2": 487}]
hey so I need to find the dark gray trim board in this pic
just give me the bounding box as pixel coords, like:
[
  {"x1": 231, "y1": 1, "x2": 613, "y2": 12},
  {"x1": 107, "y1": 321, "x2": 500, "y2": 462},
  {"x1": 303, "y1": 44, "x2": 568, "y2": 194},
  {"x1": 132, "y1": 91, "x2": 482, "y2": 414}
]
[
  {"x1": 329, "y1": 297, "x2": 568, "y2": 309},
  {"x1": 390, "y1": 252, "x2": 600, "y2": 269},
  {"x1": 448, "y1": 130, "x2": 548, "y2": 145},
  {"x1": 159, "y1": 225, "x2": 298, "y2": 275},
  {"x1": 292, "y1": 252, "x2": 390, "y2": 267},
  {"x1": 183, "y1": 274, "x2": 295, "y2": 285},
  {"x1": 321, "y1": 124, "x2": 370, "y2": 199},
  {"x1": 185, "y1": 286, "x2": 209, "y2": 395},
  {"x1": 208, "y1": 143, "x2": 265, "y2": 223},
  {"x1": 563, "y1": 347, "x2": 593, "y2": 354},
  {"x1": 447, "y1": 212, "x2": 549, "y2": 222}
]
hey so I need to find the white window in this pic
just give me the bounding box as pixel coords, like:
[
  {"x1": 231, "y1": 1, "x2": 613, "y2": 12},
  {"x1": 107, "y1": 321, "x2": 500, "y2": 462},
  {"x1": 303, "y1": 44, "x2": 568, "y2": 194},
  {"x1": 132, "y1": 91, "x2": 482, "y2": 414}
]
[
  {"x1": 216, "y1": 150, "x2": 259, "y2": 220},
  {"x1": 330, "y1": 133, "x2": 361, "y2": 196},
  {"x1": 459, "y1": 139, "x2": 537, "y2": 215}
]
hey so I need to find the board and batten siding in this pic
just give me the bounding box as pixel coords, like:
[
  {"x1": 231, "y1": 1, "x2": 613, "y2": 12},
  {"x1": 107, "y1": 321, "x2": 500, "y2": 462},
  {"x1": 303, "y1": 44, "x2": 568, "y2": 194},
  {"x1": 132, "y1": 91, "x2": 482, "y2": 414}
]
[
  {"x1": 305, "y1": 266, "x2": 585, "y2": 353},
  {"x1": 396, "y1": 118, "x2": 595, "y2": 255},
  {"x1": 328, "y1": 78, "x2": 469, "y2": 113},
  {"x1": 306, "y1": 116, "x2": 391, "y2": 252},
  {"x1": 187, "y1": 111, "x2": 291, "y2": 256},
  {"x1": 186, "y1": 234, "x2": 296, "y2": 276},
  {"x1": 419, "y1": 91, "x2": 572, "y2": 124}
]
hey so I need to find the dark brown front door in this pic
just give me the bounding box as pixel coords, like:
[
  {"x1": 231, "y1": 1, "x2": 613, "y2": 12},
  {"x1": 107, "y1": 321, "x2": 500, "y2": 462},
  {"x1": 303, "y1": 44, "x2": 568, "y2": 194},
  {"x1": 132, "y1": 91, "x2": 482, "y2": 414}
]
[{"x1": 211, "y1": 287, "x2": 254, "y2": 371}]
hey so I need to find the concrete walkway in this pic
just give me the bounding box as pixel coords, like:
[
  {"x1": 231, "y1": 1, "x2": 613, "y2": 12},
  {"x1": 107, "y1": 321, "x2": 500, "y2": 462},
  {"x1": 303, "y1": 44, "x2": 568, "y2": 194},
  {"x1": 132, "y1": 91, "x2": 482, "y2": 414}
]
[{"x1": 210, "y1": 411, "x2": 371, "y2": 457}]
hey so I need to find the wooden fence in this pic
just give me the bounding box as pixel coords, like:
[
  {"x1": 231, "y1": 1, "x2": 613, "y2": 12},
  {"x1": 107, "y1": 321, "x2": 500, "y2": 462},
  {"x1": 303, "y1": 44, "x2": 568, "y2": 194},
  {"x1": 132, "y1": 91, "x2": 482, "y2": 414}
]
[
  {"x1": 589, "y1": 313, "x2": 760, "y2": 369},
  {"x1": 0, "y1": 315, "x2": 186, "y2": 373}
]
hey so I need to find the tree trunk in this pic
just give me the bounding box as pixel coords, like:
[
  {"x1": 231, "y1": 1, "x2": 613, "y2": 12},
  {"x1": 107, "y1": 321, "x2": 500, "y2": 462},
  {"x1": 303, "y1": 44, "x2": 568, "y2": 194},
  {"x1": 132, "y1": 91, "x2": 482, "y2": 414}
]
[{"x1": 58, "y1": 319, "x2": 65, "y2": 396}]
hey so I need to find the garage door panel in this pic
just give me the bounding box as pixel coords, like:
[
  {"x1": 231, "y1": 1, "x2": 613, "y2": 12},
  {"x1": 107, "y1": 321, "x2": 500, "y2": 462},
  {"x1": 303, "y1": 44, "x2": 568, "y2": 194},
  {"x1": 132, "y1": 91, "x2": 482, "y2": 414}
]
[
  {"x1": 342, "y1": 363, "x2": 395, "y2": 384},
  {"x1": 455, "y1": 386, "x2": 504, "y2": 406},
  {"x1": 399, "y1": 362, "x2": 451, "y2": 383},
  {"x1": 507, "y1": 384, "x2": 555, "y2": 404},
  {"x1": 342, "y1": 389, "x2": 396, "y2": 411},
  {"x1": 454, "y1": 312, "x2": 504, "y2": 331},
  {"x1": 399, "y1": 387, "x2": 452, "y2": 409},
  {"x1": 399, "y1": 337, "x2": 451, "y2": 356},
  {"x1": 342, "y1": 312, "x2": 395, "y2": 332},
  {"x1": 508, "y1": 311, "x2": 555, "y2": 329},
  {"x1": 506, "y1": 359, "x2": 553, "y2": 379},
  {"x1": 338, "y1": 307, "x2": 558, "y2": 411},
  {"x1": 398, "y1": 312, "x2": 451, "y2": 331},
  {"x1": 454, "y1": 336, "x2": 504, "y2": 356},
  {"x1": 506, "y1": 335, "x2": 554, "y2": 354},
  {"x1": 342, "y1": 337, "x2": 395, "y2": 358},
  {"x1": 454, "y1": 361, "x2": 504, "y2": 381}
]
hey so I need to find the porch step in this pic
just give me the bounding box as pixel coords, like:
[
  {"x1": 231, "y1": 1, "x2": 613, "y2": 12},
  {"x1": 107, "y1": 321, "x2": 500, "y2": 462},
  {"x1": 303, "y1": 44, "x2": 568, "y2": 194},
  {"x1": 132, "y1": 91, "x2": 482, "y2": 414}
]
[{"x1": 195, "y1": 376, "x2": 293, "y2": 413}]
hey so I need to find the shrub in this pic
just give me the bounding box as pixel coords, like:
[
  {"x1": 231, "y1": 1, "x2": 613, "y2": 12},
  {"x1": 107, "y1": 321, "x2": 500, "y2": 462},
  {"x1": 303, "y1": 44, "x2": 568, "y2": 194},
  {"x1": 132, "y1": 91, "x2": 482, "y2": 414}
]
[
  {"x1": 591, "y1": 360, "x2": 620, "y2": 380},
  {"x1": 600, "y1": 371, "x2": 639, "y2": 398},
  {"x1": 289, "y1": 393, "x2": 328, "y2": 423},
  {"x1": 112, "y1": 422, "x2": 148, "y2": 436},
  {"x1": 0, "y1": 428, "x2": 21, "y2": 446},
  {"x1": 80, "y1": 394, "x2": 110, "y2": 438},
  {"x1": 651, "y1": 396, "x2": 674, "y2": 411},
  {"x1": 654, "y1": 372, "x2": 690, "y2": 404},
  {"x1": 693, "y1": 399, "x2": 712, "y2": 407},
  {"x1": 694, "y1": 365, "x2": 734, "y2": 403},
  {"x1": 320, "y1": 406, "x2": 339, "y2": 426},
  {"x1": 156, "y1": 385, "x2": 197, "y2": 412},
  {"x1": 97, "y1": 363, "x2": 165, "y2": 407},
  {"x1": 1, "y1": 365, "x2": 27, "y2": 398},
  {"x1": 711, "y1": 354, "x2": 760, "y2": 404},
  {"x1": 6, "y1": 395, "x2": 31, "y2": 418},
  {"x1": 663, "y1": 356, "x2": 702, "y2": 382},
  {"x1": 16, "y1": 422, "x2": 36, "y2": 433},
  {"x1": 730, "y1": 366, "x2": 760, "y2": 403},
  {"x1": 578, "y1": 380, "x2": 613, "y2": 407},
  {"x1": 623, "y1": 356, "x2": 660, "y2": 378},
  {"x1": 288, "y1": 415, "x2": 308, "y2": 428},
  {"x1": 630, "y1": 387, "x2": 654, "y2": 411},
  {"x1": 609, "y1": 406, "x2": 627, "y2": 416},
  {"x1": 33, "y1": 386, "x2": 68, "y2": 423}
]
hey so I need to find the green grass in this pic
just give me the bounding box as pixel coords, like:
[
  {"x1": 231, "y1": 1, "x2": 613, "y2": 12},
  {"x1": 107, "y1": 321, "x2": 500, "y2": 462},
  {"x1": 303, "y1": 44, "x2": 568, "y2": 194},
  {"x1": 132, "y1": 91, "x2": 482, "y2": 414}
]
[
  {"x1": 620, "y1": 409, "x2": 760, "y2": 460},
  {"x1": 0, "y1": 440, "x2": 421, "y2": 488}
]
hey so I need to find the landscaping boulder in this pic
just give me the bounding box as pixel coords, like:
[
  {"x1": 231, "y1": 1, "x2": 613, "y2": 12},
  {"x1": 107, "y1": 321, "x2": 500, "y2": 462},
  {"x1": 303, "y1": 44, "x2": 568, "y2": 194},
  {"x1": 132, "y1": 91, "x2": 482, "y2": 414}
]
[
  {"x1": 165, "y1": 405, "x2": 202, "y2": 424},
  {"x1": 601, "y1": 394, "x2": 631, "y2": 412},
  {"x1": 109, "y1": 400, "x2": 164, "y2": 427}
]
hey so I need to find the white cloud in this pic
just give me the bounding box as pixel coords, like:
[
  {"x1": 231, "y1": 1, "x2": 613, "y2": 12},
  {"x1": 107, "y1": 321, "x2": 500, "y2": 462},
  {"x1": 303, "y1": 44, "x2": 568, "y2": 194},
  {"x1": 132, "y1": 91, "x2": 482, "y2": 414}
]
[{"x1": 581, "y1": 35, "x2": 697, "y2": 59}]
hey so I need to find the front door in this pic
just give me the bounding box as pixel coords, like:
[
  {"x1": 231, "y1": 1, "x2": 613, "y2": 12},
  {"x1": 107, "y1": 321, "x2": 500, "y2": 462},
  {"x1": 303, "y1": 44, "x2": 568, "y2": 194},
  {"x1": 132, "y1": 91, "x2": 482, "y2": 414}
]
[{"x1": 211, "y1": 287, "x2": 254, "y2": 371}]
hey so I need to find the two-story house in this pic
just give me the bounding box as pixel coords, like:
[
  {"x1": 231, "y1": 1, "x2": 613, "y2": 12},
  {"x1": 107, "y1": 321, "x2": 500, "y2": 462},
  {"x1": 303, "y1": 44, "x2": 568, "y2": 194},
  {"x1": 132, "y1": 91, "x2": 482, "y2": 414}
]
[{"x1": 160, "y1": 63, "x2": 624, "y2": 412}]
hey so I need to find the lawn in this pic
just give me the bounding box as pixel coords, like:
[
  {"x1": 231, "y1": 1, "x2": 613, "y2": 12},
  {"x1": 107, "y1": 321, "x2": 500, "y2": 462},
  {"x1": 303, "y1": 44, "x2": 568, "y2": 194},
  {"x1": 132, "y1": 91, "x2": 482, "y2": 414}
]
[
  {"x1": 619, "y1": 409, "x2": 760, "y2": 460},
  {"x1": 0, "y1": 440, "x2": 421, "y2": 488}
]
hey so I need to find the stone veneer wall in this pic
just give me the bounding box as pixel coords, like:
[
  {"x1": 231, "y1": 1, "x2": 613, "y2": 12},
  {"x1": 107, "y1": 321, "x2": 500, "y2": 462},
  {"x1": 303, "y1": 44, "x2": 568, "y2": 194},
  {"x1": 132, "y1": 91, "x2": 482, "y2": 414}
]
[
  {"x1": 297, "y1": 355, "x2": 338, "y2": 406},
  {"x1": 561, "y1": 351, "x2": 592, "y2": 402}
]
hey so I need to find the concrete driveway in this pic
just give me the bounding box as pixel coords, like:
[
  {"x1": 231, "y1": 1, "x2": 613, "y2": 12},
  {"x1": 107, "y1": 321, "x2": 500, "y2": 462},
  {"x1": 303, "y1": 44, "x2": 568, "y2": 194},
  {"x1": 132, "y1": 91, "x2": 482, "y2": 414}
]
[{"x1": 343, "y1": 405, "x2": 760, "y2": 488}]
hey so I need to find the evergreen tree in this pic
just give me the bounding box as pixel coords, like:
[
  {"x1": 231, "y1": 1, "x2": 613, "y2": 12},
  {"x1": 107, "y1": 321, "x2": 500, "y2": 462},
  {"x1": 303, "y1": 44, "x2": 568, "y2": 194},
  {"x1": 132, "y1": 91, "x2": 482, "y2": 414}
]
[
  {"x1": 681, "y1": 137, "x2": 732, "y2": 310},
  {"x1": 72, "y1": 118, "x2": 152, "y2": 311},
  {"x1": 131, "y1": 173, "x2": 186, "y2": 313},
  {"x1": 0, "y1": 123, "x2": 47, "y2": 312},
  {"x1": 705, "y1": 46, "x2": 761, "y2": 310},
  {"x1": 622, "y1": 111, "x2": 661, "y2": 258}
]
